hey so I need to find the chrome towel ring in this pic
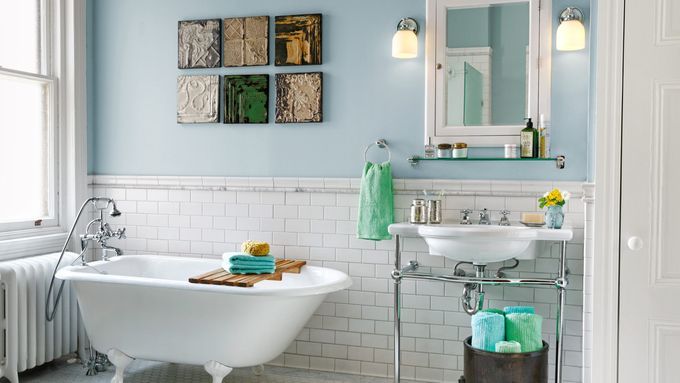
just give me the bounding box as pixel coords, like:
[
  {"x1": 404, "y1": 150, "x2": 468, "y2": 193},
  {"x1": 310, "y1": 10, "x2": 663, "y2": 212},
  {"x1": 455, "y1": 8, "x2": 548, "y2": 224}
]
[{"x1": 364, "y1": 139, "x2": 392, "y2": 163}]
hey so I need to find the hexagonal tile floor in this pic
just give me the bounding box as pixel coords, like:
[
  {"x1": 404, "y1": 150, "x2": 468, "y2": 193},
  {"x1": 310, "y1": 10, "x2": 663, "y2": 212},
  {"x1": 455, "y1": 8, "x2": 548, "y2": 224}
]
[{"x1": 3, "y1": 356, "x2": 415, "y2": 383}]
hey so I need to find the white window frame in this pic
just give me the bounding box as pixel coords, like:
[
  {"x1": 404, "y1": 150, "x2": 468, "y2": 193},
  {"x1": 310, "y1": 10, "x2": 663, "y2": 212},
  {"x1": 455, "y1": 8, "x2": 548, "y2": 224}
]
[
  {"x1": 0, "y1": 0, "x2": 88, "y2": 260},
  {"x1": 424, "y1": 0, "x2": 552, "y2": 147}
]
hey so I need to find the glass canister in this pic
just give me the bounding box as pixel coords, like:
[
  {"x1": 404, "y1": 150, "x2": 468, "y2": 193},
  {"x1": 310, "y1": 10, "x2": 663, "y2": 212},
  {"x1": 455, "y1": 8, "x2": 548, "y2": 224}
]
[
  {"x1": 437, "y1": 144, "x2": 452, "y2": 158},
  {"x1": 452, "y1": 143, "x2": 468, "y2": 158},
  {"x1": 410, "y1": 199, "x2": 427, "y2": 224},
  {"x1": 427, "y1": 199, "x2": 442, "y2": 224},
  {"x1": 504, "y1": 144, "x2": 518, "y2": 158}
]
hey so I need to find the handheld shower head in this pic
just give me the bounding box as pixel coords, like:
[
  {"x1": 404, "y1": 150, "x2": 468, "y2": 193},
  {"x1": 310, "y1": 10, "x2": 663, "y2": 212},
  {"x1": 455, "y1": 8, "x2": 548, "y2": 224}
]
[{"x1": 109, "y1": 202, "x2": 121, "y2": 217}]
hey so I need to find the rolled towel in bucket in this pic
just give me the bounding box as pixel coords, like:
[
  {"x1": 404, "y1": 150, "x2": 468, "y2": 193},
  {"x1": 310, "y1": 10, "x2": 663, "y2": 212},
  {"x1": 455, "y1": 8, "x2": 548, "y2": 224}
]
[
  {"x1": 505, "y1": 313, "x2": 543, "y2": 352},
  {"x1": 504, "y1": 306, "x2": 535, "y2": 315},
  {"x1": 471, "y1": 312, "x2": 505, "y2": 352},
  {"x1": 495, "y1": 340, "x2": 522, "y2": 353},
  {"x1": 481, "y1": 308, "x2": 505, "y2": 316}
]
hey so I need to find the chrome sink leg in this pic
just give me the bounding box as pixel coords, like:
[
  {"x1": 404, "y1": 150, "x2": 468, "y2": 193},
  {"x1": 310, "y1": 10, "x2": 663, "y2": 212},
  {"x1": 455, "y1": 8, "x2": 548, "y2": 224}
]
[
  {"x1": 393, "y1": 235, "x2": 401, "y2": 383},
  {"x1": 555, "y1": 241, "x2": 568, "y2": 383}
]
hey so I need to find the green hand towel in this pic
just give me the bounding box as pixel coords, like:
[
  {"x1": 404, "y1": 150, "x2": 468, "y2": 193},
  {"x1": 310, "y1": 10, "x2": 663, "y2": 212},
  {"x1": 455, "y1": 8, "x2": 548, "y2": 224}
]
[
  {"x1": 504, "y1": 306, "x2": 535, "y2": 315},
  {"x1": 357, "y1": 161, "x2": 394, "y2": 241},
  {"x1": 505, "y1": 313, "x2": 543, "y2": 352},
  {"x1": 495, "y1": 341, "x2": 522, "y2": 353},
  {"x1": 481, "y1": 308, "x2": 506, "y2": 316}
]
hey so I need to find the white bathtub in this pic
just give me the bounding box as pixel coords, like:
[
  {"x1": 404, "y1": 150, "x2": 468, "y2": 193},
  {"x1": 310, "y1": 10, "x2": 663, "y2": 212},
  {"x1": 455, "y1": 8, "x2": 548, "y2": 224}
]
[{"x1": 56, "y1": 255, "x2": 351, "y2": 382}]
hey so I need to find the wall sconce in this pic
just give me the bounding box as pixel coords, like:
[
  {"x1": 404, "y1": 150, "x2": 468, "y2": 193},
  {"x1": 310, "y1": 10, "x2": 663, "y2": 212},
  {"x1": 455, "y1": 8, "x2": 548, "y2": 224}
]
[
  {"x1": 556, "y1": 7, "x2": 585, "y2": 51},
  {"x1": 392, "y1": 17, "x2": 419, "y2": 58}
]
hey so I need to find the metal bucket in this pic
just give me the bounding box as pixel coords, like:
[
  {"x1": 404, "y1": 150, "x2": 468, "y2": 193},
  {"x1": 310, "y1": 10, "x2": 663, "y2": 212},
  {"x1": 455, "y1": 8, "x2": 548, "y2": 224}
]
[{"x1": 460, "y1": 336, "x2": 549, "y2": 383}]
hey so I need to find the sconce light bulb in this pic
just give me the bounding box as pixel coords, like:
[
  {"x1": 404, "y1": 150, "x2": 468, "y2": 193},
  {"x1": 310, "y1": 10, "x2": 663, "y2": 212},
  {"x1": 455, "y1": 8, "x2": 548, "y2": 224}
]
[
  {"x1": 392, "y1": 30, "x2": 418, "y2": 58},
  {"x1": 556, "y1": 8, "x2": 586, "y2": 51}
]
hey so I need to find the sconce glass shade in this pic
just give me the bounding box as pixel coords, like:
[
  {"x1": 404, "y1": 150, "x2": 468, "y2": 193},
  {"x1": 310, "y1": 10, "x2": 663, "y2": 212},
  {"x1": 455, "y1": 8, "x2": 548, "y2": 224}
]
[
  {"x1": 556, "y1": 7, "x2": 585, "y2": 51},
  {"x1": 392, "y1": 30, "x2": 418, "y2": 58}
]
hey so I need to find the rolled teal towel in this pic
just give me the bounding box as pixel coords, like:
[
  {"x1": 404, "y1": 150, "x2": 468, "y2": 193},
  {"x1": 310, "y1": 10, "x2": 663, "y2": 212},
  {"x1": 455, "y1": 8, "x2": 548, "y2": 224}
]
[
  {"x1": 481, "y1": 308, "x2": 505, "y2": 316},
  {"x1": 495, "y1": 341, "x2": 522, "y2": 353},
  {"x1": 505, "y1": 313, "x2": 543, "y2": 352},
  {"x1": 504, "y1": 306, "x2": 535, "y2": 315},
  {"x1": 229, "y1": 264, "x2": 276, "y2": 275},
  {"x1": 471, "y1": 312, "x2": 505, "y2": 352},
  {"x1": 356, "y1": 161, "x2": 394, "y2": 241}
]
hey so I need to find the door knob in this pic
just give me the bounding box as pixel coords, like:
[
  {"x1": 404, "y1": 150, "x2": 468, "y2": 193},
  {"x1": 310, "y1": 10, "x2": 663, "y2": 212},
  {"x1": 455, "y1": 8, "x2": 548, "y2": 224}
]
[{"x1": 627, "y1": 236, "x2": 644, "y2": 251}]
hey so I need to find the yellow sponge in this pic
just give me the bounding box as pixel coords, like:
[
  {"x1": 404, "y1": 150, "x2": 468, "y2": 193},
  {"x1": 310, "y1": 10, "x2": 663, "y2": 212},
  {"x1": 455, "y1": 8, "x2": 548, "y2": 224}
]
[{"x1": 241, "y1": 240, "x2": 270, "y2": 256}]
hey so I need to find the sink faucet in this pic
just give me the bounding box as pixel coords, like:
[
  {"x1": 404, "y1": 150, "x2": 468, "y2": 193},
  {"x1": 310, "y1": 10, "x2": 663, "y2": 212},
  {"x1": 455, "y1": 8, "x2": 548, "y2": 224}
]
[
  {"x1": 499, "y1": 210, "x2": 511, "y2": 226},
  {"x1": 460, "y1": 209, "x2": 473, "y2": 225},
  {"x1": 478, "y1": 209, "x2": 491, "y2": 225}
]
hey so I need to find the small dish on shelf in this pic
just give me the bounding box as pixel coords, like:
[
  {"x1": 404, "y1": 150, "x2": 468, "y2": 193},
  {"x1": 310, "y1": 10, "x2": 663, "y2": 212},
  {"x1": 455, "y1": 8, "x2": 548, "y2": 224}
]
[{"x1": 520, "y1": 221, "x2": 545, "y2": 228}]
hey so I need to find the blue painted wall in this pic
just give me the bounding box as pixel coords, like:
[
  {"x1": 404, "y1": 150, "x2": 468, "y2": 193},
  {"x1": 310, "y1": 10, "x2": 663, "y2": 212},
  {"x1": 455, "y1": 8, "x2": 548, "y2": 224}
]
[{"x1": 87, "y1": 0, "x2": 592, "y2": 181}]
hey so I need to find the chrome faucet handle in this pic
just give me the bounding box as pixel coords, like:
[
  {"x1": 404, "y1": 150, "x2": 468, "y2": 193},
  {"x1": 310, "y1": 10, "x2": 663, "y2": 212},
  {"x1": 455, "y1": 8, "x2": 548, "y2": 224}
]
[
  {"x1": 478, "y1": 208, "x2": 491, "y2": 225},
  {"x1": 114, "y1": 227, "x2": 126, "y2": 240},
  {"x1": 460, "y1": 209, "x2": 473, "y2": 225},
  {"x1": 499, "y1": 209, "x2": 511, "y2": 226}
]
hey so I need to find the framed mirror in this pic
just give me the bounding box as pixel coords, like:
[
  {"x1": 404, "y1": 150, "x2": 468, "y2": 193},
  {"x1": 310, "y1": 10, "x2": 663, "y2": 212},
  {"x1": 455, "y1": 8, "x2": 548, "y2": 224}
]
[{"x1": 425, "y1": 0, "x2": 551, "y2": 146}]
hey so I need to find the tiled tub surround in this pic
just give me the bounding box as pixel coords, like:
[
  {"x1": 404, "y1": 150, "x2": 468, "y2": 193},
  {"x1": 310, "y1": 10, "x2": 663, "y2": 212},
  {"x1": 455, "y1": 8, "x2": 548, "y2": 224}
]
[{"x1": 88, "y1": 176, "x2": 586, "y2": 383}]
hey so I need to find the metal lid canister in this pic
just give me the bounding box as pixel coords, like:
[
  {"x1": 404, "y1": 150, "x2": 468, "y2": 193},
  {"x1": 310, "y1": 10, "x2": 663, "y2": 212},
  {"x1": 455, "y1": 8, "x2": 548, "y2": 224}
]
[{"x1": 410, "y1": 199, "x2": 427, "y2": 224}]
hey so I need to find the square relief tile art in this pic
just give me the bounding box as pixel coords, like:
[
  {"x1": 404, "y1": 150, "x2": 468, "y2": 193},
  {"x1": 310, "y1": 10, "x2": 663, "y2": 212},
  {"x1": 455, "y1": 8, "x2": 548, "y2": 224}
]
[
  {"x1": 223, "y1": 16, "x2": 269, "y2": 67},
  {"x1": 223, "y1": 74, "x2": 269, "y2": 124},
  {"x1": 177, "y1": 75, "x2": 220, "y2": 123},
  {"x1": 275, "y1": 72, "x2": 322, "y2": 123},
  {"x1": 275, "y1": 14, "x2": 322, "y2": 66},
  {"x1": 178, "y1": 19, "x2": 221, "y2": 68}
]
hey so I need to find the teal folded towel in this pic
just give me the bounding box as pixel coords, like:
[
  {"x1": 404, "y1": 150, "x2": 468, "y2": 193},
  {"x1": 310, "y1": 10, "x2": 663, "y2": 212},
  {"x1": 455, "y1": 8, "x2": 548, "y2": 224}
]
[
  {"x1": 505, "y1": 313, "x2": 543, "y2": 352},
  {"x1": 223, "y1": 252, "x2": 276, "y2": 275},
  {"x1": 357, "y1": 161, "x2": 394, "y2": 241},
  {"x1": 229, "y1": 265, "x2": 276, "y2": 275},
  {"x1": 504, "y1": 306, "x2": 535, "y2": 315},
  {"x1": 495, "y1": 341, "x2": 522, "y2": 353},
  {"x1": 471, "y1": 312, "x2": 505, "y2": 352}
]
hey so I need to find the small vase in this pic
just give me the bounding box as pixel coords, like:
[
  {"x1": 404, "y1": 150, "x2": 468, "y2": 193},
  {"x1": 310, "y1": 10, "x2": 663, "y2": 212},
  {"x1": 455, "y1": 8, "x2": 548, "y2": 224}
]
[{"x1": 545, "y1": 205, "x2": 564, "y2": 229}]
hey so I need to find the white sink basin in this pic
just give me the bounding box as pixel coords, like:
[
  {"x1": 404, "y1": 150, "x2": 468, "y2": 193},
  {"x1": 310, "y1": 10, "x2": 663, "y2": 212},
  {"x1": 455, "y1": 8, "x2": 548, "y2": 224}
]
[{"x1": 388, "y1": 222, "x2": 573, "y2": 265}]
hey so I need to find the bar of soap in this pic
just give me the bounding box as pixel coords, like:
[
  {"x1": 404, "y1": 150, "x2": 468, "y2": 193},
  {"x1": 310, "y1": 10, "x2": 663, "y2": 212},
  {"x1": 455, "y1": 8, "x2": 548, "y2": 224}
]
[{"x1": 521, "y1": 212, "x2": 545, "y2": 224}]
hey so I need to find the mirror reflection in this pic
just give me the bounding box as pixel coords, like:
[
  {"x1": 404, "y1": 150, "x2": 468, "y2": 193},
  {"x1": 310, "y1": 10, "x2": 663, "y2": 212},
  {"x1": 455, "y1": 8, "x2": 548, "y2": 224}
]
[{"x1": 445, "y1": 3, "x2": 529, "y2": 126}]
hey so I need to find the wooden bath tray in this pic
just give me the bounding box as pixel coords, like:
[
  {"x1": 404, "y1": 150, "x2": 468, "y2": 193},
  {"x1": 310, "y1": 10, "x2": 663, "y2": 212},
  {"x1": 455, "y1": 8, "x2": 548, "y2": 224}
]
[{"x1": 188, "y1": 258, "x2": 306, "y2": 287}]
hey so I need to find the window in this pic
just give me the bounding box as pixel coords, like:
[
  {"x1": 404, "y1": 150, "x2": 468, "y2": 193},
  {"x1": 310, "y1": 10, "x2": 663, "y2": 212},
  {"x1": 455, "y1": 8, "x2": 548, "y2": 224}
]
[{"x1": 0, "y1": 0, "x2": 58, "y2": 232}]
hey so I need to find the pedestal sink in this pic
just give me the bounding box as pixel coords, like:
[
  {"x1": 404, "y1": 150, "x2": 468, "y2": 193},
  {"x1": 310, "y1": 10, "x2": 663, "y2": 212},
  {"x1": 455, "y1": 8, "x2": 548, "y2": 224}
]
[{"x1": 388, "y1": 223, "x2": 573, "y2": 265}]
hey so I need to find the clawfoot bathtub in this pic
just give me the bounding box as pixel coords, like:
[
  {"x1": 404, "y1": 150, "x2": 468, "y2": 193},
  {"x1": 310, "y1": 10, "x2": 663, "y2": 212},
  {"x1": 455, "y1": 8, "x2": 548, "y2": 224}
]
[{"x1": 56, "y1": 255, "x2": 352, "y2": 383}]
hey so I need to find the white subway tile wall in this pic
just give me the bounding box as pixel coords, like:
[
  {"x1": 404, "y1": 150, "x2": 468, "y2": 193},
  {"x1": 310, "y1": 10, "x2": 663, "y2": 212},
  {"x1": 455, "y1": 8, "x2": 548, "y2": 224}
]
[{"x1": 90, "y1": 176, "x2": 586, "y2": 383}]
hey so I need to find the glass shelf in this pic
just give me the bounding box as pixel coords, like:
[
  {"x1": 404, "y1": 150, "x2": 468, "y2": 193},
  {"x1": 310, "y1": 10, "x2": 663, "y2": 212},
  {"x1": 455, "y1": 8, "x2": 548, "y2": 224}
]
[{"x1": 407, "y1": 155, "x2": 566, "y2": 169}]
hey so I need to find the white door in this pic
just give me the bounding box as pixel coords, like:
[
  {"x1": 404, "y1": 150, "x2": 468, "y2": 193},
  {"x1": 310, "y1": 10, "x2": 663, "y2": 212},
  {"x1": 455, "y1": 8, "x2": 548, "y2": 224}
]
[{"x1": 619, "y1": 0, "x2": 680, "y2": 382}]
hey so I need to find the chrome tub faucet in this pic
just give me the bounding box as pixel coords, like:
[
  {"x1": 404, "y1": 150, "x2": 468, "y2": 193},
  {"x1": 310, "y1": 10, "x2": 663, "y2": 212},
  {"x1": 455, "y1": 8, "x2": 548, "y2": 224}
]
[{"x1": 81, "y1": 198, "x2": 126, "y2": 261}]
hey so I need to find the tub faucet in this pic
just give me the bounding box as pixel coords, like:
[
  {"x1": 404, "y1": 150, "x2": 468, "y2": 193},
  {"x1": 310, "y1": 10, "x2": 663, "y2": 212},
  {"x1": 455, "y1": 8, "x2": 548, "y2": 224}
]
[
  {"x1": 478, "y1": 209, "x2": 491, "y2": 225},
  {"x1": 81, "y1": 199, "x2": 126, "y2": 261}
]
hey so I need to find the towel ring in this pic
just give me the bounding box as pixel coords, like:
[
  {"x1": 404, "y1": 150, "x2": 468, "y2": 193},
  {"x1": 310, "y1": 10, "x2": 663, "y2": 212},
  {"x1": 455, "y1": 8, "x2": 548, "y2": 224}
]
[{"x1": 363, "y1": 139, "x2": 392, "y2": 163}]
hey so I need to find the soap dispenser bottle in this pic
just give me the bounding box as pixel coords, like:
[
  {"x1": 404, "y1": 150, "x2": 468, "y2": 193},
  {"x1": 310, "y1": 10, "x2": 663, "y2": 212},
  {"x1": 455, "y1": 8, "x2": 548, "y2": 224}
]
[{"x1": 520, "y1": 117, "x2": 538, "y2": 158}]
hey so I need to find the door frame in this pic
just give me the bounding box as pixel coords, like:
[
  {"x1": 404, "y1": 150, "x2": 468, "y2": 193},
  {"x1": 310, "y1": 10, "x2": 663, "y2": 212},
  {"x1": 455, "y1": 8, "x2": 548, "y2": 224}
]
[{"x1": 593, "y1": 0, "x2": 625, "y2": 382}]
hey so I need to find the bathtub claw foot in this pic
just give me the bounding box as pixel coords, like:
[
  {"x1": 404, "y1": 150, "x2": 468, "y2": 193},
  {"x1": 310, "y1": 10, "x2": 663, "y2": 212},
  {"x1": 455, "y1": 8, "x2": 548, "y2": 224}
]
[
  {"x1": 107, "y1": 349, "x2": 134, "y2": 383},
  {"x1": 204, "y1": 360, "x2": 233, "y2": 383}
]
